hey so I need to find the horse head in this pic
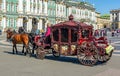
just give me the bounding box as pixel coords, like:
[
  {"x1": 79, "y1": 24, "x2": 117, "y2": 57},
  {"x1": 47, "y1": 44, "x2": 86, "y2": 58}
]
[{"x1": 6, "y1": 30, "x2": 14, "y2": 41}]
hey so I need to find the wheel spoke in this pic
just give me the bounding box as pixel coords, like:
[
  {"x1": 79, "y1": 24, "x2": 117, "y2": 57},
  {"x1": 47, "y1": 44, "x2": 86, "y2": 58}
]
[
  {"x1": 77, "y1": 44, "x2": 98, "y2": 66},
  {"x1": 52, "y1": 49, "x2": 60, "y2": 57},
  {"x1": 36, "y1": 47, "x2": 45, "y2": 59}
]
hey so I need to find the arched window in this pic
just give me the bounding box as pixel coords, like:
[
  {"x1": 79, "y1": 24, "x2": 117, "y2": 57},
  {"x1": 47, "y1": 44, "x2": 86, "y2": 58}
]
[
  {"x1": 81, "y1": 29, "x2": 89, "y2": 38},
  {"x1": 61, "y1": 28, "x2": 68, "y2": 42}
]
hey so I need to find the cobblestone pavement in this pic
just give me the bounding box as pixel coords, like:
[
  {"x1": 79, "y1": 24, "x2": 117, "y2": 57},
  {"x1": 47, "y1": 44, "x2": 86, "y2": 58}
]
[{"x1": 0, "y1": 33, "x2": 120, "y2": 76}]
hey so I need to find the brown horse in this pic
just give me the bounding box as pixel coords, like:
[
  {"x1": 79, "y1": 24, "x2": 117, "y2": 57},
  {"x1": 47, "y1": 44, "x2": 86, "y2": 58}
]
[{"x1": 6, "y1": 30, "x2": 31, "y2": 56}]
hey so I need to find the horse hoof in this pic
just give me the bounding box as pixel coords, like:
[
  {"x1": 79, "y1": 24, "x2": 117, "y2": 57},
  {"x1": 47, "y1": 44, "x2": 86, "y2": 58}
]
[
  {"x1": 16, "y1": 52, "x2": 18, "y2": 54},
  {"x1": 24, "y1": 52, "x2": 26, "y2": 55},
  {"x1": 22, "y1": 51, "x2": 24, "y2": 53}
]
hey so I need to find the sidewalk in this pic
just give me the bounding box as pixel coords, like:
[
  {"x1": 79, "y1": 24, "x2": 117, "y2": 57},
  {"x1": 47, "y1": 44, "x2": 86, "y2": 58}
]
[
  {"x1": 94, "y1": 68, "x2": 120, "y2": 76},
  {"x1": 0, "y1": 40, "x2": 23, "y2": 48}
]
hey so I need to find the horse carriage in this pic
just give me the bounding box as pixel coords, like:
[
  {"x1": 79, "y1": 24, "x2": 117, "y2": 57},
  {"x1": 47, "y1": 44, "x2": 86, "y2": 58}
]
[
  {"x1": 33, "y1": 15, "x2": 114, "y2": 66},
  {"x1": 6, "y1": 15, "x2": 114, "y2": 66}
]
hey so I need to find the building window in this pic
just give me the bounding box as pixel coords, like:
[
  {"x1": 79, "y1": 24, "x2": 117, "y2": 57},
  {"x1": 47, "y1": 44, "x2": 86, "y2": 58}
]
[
  {"x1": 12, "y1": 3, "x2": 14, "y2": 12},
  {"x1": 37, "y1": 6, "x2": 39, "y2": 14},
  {"x1": 16, "y1": 3, "x2": 18, "y2": 13},
  {"x1": 6, "y1": 2, "x2": 9, "y2": 12}
]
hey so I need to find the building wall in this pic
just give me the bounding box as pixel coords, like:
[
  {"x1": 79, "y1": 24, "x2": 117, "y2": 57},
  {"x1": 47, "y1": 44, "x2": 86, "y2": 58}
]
[
  {"x1": 48, "y1": 0, "x2": 56, "y2": 25},
  {"x1": 97, "y1": 18, "x2": 111, "y2": 29},
  {"x1": 96, "y1": 12, "x2": 111, "y2": 29},
  {"x1": 0, "y1": 0, "x2": 97, "y2": 31},
  {"x1": 110, "y1": 9, "x2": 120, "y2": 30}
]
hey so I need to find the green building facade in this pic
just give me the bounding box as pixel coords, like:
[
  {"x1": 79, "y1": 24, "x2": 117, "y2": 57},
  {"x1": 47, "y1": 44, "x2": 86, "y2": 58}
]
[{"x1": 0, "y1": 0, "x2": 96, "y2": 31}]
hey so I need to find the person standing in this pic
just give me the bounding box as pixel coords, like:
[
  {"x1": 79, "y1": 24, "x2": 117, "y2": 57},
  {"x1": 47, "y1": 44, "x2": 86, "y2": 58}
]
[
  {"x1": 18, "y1": 26, "x2": 26, "y2": 33},
  {"x1": 35, "y1": 29, "x2": 40, "y2": 35},
  {"x1": 111, "y1": 30, "x2": 115, "y2": 37},
  {"x1": 44, "y1": 23, "x2": 51, "y2": 44},
  {"x1": 45, "y1": 23, "x2": 51, "y2": 37}
]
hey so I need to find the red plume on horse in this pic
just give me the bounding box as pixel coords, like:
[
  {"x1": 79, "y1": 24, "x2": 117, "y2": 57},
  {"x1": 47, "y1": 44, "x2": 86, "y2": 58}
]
[{"x1": 6, "y1": 28, "x2": 31, "y2": 56}]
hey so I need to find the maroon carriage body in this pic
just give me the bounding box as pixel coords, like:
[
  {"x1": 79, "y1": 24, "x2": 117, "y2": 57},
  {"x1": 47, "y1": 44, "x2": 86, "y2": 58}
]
[{"x1": 51, "y1": 15, "x2": 95, "y2": 56}]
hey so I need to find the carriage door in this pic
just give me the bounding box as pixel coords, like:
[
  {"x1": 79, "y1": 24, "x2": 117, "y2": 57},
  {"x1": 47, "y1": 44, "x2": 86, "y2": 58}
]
[
  {"x1": 70, "y1": 28, "x2": 77, "y2": 55},
  {"x1": 61, "y1": 28, "x2": 69, "y2": 42}
]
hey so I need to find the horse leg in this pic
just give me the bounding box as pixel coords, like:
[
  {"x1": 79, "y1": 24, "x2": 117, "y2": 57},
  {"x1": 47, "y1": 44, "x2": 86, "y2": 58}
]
[
  {"x1": 13, "y1": 45, "x2": 15, "y2": 54},
  {"x1": 25, "y1": 45, "x2": 31, "y2": 57},
  {"x1": 32, "y1": 44, "x2": 35, "y2": 54},
  {"x1": 22, "y1": 45, "x2": 25, "y2": 53},
  {"x1": 14, "y1": 44, "x2": 18, "y2": 54}
]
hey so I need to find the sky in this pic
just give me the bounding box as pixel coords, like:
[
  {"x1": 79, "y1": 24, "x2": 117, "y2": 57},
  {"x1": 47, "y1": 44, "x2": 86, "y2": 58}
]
[{"x1": 84, "y1": 0, "x2": 120, "y2": 15}]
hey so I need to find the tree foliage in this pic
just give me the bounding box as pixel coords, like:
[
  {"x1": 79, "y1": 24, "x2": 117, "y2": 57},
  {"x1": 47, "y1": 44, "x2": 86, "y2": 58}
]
[{"x1": 100, "y1": 14, "x2": 110, "y2": 19}]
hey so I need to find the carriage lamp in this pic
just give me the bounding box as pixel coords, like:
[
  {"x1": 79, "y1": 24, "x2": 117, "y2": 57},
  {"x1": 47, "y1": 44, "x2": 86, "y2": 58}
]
[
  {"x1": 70, "y1": 45, "x2": 76, "y2": 54},
  {"x1": 61, "y1": 45, "x2": 68, "y2": 54},
  {"x1": 71, "y1": 45, "x2": 76, "y2": 51},
  {"x1": 53, "y1": 44, "x2": 59, "y2": 51}
]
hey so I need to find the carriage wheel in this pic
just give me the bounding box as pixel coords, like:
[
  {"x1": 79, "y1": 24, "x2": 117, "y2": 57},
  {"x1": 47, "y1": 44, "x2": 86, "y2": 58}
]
[
  {"x1": 77, "y1": 42, "x2": 98, "y2": 66},
  {"x1": 98, "y1": 47, "x2": 113, "y2": 62},
  {"x1": 105, "y1": 50, "x2": 113, "y2": 61},
  {"x1": 52, "y1": 49, "x2": 60, "y2": 57},
  {"x1": 36, "y1": 47, "x2": 45, "y2": 60}
]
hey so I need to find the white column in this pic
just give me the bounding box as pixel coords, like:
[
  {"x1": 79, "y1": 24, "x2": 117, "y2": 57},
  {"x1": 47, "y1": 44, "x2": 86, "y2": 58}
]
[
  {"x1": 27, "y1": 18, "x2": 32, "y2": 32},
  {"x1": 58, "y1": 4, "x2": 60, "y2": 17},
  {"x1": 2, "y1": 16, "x2": 6, "y2": 30},
  {"x1": 31, "y1": 0, "x2": 33, "y2": 14},
  {"x1": 64, "y1": 5, "x2": 66, "y2": 17},
  {"x1": 17, "y1": 17, "x2": 23, "y2": 27},
  {"x1": 81, "y1": 9, "x2": 83, "y2": 18},
  {"x1": 83, "y1": 10, "x2": 85, "y2": 19},
  {"x1": 17, "y1": 18, "x2": 20, "y2": 27},
  {"x1": 35, "y1": 0, "x2": 37, "y2": 14},
  {"x1": 110, "y1": 13, "x2": 112, "y2": 22},
  {"x1": 119, "y1": 12, "x2": 120, "y2": 21},
  {"x1": 61, "y1": 5, "x2": 63, "y2": 17},
  {"x1": 39, "y1": 0, "x2": 42, "y2": 14},
  {"x1": 69, "y1": 7, "x2": 72, "y2": 16},
  {"x1": 17, "y1": 18, "x2": 23, "y2": 27},
  {"x1": 44, "y1": 1, "x2": 47, "y2": 15},
  {"x1": 26, "y1": 0, "x2": 30, "y2": 14},
  {"x1": 56, "y1": 4, "x2": 58, "y2": 17},
  {"x1": 59, "y1": 4, "x2": 61, "y2": 17},
  {"x1": 18, "y1": 0, "x2": 23, "y2": 13},
  {"x1": 39, "y1": 19, "x2": 42, "y2": 30},
  {"x1": 75, "y1": 8, "x2": 78, "y2": 19},
  {"x1": 79, "y1": 9, "x2": 81, "y2": 18},
  {"x1": 21, "y1": 18, "x2": 23, "y2": 27},
  {"x1": 2, "y1": 0, "x2": 6, "y2": 13},
  {"x1": 79, "y1": 9, "x2": 80, "y2": 18},
  {"x1": 91, "y1": 11, "x2": 92, "y2": 20},
  {"x1": 92, "y1": 12, "x2": 95, "y2": 21}
]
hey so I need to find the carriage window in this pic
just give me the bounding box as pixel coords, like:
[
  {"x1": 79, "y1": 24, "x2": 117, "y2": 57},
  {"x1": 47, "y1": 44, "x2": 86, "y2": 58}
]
[
  {"x1": 71, "y1": 29, "x2": 77, "y2": 42},
  {"x1": 61, "y1": 28, "x2": 68, "y2": 42},
  {"x1": 53, "y1": 29, "x2": 59, "y2": 41},
  {"x1": 81, "y1": 30, "x2": 89, "y2": 38}
]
